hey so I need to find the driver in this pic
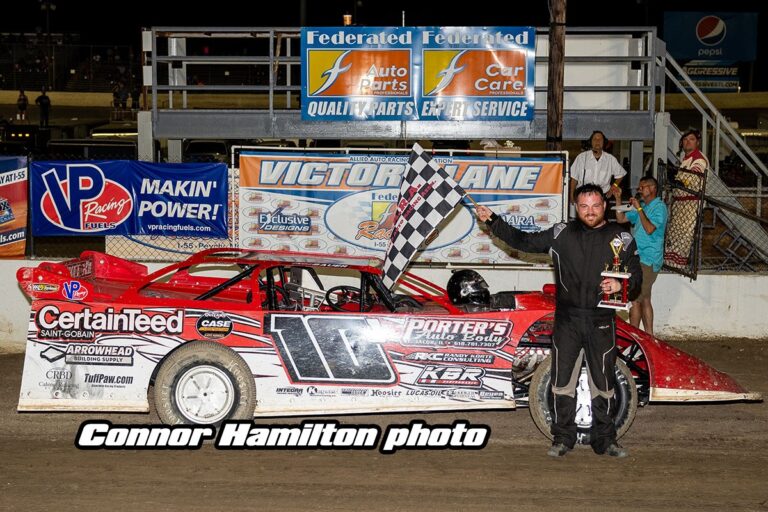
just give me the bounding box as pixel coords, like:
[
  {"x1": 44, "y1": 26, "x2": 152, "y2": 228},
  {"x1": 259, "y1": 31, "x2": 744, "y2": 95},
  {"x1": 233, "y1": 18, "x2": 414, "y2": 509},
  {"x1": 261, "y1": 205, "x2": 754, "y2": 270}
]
[{"x1": 447, "y1": 270, "x2": 491, "y2": 311}]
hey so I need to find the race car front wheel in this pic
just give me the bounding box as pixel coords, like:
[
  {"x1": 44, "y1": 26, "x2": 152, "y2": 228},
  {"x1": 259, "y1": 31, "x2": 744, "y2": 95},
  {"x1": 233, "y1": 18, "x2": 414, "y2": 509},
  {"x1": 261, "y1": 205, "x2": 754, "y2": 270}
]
[
  {"x1": 528, "y1": 356, "x2": 637, "y2": 445},
  {"x1": 154, "y1": 341, "x2": 256, "y2": 425}
]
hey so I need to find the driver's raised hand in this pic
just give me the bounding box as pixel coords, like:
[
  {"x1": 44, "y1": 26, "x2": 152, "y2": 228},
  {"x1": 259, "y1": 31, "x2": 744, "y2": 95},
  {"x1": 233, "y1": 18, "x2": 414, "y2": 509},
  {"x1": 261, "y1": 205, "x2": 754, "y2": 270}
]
[{"x1": 475, "y1": 205, "x2": 494, "y2": 223}]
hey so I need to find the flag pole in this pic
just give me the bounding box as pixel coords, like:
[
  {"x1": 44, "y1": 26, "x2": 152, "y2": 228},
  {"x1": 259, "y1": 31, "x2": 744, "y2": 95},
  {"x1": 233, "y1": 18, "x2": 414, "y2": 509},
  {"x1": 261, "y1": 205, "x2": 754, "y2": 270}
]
[{"x1": 464, "y1": 193, "x2": 479, "y2": 208}]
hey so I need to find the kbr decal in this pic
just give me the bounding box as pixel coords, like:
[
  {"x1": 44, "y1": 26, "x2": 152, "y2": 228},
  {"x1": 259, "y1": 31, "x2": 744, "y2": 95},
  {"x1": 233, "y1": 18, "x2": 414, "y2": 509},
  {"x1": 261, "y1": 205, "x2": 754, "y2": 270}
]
[{"x1": 40, "y1": 164, "x2": 132, "y2": 232}]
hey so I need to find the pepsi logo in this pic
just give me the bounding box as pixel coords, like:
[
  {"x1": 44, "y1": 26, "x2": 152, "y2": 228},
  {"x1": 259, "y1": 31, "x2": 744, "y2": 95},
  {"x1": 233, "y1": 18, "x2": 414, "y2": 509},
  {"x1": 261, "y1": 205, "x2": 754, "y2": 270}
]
[
  {"x1": 40, "y1": 164, "x2": 132, "y2": 233},
  {"x1": 696, "y1": 15, "x2": 726, "y2": 46}
]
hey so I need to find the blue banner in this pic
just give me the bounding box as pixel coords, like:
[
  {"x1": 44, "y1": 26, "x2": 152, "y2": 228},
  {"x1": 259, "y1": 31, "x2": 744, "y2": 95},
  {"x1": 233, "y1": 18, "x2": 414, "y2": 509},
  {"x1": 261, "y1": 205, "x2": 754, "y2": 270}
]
[
  {"x1": 301, "y1": 26, "x2": 535, "y2": 121},
  {"x1": 31, "y1": 161, "x2": 228, "y2": 237},
  {"x1": 664, "y1": 12, "x2": 757, "y2": 61}
]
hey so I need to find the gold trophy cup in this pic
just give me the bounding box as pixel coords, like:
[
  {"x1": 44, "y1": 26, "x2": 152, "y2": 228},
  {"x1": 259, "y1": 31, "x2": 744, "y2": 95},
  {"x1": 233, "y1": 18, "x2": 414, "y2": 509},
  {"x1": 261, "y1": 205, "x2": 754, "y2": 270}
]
[{"x1": 598, "y1": 237, "x2": 631, "y2": 311}]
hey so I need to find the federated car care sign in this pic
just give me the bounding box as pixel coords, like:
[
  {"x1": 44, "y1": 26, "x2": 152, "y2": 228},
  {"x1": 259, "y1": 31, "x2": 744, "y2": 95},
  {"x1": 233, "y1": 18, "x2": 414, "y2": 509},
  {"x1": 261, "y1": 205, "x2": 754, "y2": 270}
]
[
  {"x1": 30, "y1": 161, "x2": 228, "y2": 237},
  {"x1": 301, "y1": 26, "x2": 535, "y2": 121},
  {"x1": 239, "y1": 151, "x2": 563, "y2": 264}
]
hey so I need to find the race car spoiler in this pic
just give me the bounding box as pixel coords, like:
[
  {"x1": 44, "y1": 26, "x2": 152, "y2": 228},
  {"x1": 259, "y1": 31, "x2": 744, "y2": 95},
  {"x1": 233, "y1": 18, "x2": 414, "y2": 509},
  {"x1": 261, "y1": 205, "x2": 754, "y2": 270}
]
[{"x1": 17, "y1": 251, "x2": 148, "y2": 302}]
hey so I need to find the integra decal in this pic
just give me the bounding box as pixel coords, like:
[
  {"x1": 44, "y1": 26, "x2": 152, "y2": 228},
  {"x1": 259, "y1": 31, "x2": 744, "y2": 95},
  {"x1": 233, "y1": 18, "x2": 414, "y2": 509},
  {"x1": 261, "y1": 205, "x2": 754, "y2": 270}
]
[
  {"x1": 402, "y1": 318, "x2": 511, "y2": 348},
  {"x1": 35, "y1": 305, "x2": 184, "y2": 337}
]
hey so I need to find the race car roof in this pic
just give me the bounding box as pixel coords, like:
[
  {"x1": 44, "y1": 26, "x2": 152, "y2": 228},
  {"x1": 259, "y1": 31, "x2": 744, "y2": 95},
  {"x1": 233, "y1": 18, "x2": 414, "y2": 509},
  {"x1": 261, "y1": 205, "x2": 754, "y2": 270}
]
[{"x1": 187, "y1": 248, "x2": 384, "y2": 271}]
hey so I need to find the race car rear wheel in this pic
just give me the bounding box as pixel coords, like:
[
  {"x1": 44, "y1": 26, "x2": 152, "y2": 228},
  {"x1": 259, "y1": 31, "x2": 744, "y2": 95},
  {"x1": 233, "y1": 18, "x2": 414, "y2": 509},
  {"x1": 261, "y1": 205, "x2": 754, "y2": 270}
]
[
  {"x1": 154, "y1": 341, "x2": 256, "y2": 425},
  {"x1": 528, "y1": 356, "x2": 637, "y2": 445}
]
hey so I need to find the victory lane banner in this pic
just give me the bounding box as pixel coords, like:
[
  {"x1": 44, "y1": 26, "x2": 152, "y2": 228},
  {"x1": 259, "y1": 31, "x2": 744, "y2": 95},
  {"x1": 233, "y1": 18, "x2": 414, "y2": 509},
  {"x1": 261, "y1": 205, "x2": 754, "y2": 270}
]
[
  {"x1": 0, "y1": 156, "x2": 28, "y2": 258},
  {"x1": 301, "y1": 26, "x2": 535, "y2": 121},
  {"x1": 31, "y1": 161, "x2": 228, "y2": 238},
  {"x1": 239, "y1": 151, "x2": 564, "y2": 264}
]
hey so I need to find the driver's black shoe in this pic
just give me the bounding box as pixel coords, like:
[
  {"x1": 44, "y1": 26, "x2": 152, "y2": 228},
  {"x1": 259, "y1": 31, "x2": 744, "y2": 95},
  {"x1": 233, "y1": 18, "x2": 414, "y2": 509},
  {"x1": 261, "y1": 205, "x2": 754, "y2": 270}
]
[
  {"x1": 547, "y1": 443, "x2": 571, "y2": 457},
  {"x1": 601, "y1": 443, "x2": 628, "y2": 458}
]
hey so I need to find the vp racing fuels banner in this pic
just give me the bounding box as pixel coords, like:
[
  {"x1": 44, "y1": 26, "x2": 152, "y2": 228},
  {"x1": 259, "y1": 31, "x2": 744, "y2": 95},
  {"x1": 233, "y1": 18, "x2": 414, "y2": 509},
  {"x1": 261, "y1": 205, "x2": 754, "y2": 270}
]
[
  {"x1": 239, "y1": 151, "x2": 564, "y2": 264},
  {"x1": 0, "y1": 156, "x2": 28, "y2": 258},
  {"x1": 31, "y1": 161, "x2": 228, "y2": 238},
  {"x1": 302, "y1": 26, "x2": 535, "y2": 121}
]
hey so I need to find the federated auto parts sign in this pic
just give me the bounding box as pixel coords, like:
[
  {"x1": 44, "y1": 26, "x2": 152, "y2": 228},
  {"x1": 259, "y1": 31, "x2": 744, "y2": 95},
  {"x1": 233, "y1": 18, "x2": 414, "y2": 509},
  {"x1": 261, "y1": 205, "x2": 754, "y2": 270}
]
[{"x1": 301, "y1": 26, "x2": 535, "y2": 121}]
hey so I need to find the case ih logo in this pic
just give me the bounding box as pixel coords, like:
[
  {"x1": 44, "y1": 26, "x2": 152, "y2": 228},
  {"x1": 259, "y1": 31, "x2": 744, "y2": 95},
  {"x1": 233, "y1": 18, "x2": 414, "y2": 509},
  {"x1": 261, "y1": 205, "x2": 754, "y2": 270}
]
[{"x1": 40, "y1": 164, "x2": 132, "y2": 232}]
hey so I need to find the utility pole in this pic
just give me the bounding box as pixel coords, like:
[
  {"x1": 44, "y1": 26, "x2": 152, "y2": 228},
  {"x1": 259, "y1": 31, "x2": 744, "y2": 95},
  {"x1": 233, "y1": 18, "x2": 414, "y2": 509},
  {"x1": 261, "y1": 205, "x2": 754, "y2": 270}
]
[{"x1": 546, "y1": 0, "x2": 566, "y2": 152}]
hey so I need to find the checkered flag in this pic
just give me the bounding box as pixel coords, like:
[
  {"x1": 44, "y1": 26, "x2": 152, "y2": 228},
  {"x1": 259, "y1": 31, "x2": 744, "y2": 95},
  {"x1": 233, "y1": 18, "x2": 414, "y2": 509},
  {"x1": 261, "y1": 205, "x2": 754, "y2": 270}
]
[{"x1": 381, "y1": 143, "x2": 466, "y2": 289}]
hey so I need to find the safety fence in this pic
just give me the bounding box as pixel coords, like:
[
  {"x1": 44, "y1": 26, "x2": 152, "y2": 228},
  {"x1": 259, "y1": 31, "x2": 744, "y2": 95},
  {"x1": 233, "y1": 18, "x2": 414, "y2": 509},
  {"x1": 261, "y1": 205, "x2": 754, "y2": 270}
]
[{"x1": 15, "y1": 150, "x2": 768, "y2": 274}]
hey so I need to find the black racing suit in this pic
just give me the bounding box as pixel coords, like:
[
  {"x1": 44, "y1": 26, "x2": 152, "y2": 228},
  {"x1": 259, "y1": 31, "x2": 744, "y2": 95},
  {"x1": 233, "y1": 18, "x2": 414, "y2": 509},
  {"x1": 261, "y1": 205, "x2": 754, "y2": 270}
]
[{"x1": 486, "y1": 214, "x2": 641, "y2": 452}]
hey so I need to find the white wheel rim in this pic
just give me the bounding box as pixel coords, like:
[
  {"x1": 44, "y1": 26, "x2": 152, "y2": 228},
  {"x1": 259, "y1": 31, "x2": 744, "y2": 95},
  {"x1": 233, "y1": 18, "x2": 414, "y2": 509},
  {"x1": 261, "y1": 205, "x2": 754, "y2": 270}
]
[{"x1": 175, "y1": 365, "x2": 236, "y2": 424}]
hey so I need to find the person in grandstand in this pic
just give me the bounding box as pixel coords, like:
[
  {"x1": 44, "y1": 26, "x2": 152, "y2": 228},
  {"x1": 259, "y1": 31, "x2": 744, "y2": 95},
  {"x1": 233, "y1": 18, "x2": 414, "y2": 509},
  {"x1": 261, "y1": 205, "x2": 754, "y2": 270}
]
[
  {"x1": 569, "y1": 130, "x2": 626, "y2": 206},
  {"x1": 664, "y1": 129, "x2": 709, "y2": 271},
  {"x1": 476, "y1": 183, "x2": 641, "y2": 458},
  {"x1": 614, "y1": 176, "x2": 668, "y2": 336},
  {"x1": 35, "y1": 87, "x2": 51, "y2": 128}
]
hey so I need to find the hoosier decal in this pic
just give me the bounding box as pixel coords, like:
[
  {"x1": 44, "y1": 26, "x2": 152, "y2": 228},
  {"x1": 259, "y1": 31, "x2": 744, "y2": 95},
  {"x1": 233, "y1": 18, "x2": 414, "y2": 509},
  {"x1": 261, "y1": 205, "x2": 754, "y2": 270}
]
[{"x1": 402, "y1": 318, "x2": 511, "y2": 348}]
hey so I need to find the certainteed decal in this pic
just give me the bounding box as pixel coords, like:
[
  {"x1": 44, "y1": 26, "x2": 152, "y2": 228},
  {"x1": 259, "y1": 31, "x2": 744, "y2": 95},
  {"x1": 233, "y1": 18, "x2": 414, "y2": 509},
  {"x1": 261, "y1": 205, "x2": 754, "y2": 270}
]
[
  {"x1": 195, "y1": 311, "x2": 233, "y2": 340},
  {"x1": 35, "y1": 305, "x2": 184, "y2": 340}
]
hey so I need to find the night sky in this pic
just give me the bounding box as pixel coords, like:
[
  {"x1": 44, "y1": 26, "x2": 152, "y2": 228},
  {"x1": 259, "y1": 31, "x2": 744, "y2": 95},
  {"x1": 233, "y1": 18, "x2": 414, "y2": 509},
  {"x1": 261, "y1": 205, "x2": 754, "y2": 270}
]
[
  {"x1": 3, "y1": 0, "x2": 767, "y2": 86},
  {"x1": 3, "y1": 1, "x2": 765, "y2": 45}
]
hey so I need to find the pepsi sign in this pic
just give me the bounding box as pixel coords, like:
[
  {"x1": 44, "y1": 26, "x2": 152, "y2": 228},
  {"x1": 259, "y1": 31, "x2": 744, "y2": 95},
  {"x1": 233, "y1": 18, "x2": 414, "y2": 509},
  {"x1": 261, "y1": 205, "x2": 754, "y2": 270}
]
[{"x1": 664, "y1": 12, "x2": 757, "y2": 61}]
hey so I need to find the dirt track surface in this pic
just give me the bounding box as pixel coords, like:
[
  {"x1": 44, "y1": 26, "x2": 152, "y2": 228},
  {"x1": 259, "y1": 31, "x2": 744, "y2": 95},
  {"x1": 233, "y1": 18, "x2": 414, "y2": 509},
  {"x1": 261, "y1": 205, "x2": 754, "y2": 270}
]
[{"x1": 1, "y1": 339, "x2": 767, "y2": 512}]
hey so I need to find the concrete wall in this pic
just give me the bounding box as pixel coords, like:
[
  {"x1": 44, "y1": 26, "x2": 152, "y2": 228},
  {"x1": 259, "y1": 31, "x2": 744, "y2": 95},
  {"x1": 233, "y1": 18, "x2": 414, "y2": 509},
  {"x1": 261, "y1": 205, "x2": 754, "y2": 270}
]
[{"x1": 1, "y1": 259, "x2": 765, "y2": 353}]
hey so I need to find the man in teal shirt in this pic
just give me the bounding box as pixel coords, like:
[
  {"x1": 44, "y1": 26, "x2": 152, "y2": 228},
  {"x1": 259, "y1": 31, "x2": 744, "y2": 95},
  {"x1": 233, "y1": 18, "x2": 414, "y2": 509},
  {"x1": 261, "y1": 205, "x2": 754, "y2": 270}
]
[{"x1": 613, "y1": 176, "x2": 668, "y2": 336}]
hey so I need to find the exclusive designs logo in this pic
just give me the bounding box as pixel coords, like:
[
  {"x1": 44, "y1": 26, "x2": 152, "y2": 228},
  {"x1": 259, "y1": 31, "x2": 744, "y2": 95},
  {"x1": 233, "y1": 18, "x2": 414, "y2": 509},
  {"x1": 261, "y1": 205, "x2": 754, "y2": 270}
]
[
  {"x1": 40, "y1": 164, "x2": 132, "y2": 232},
  {"x1": 255, "y1": 208, "x2": 311, "y2": 234},
  {"x1": 307, "y1": 49, "x2": 411, "y2": 97}
]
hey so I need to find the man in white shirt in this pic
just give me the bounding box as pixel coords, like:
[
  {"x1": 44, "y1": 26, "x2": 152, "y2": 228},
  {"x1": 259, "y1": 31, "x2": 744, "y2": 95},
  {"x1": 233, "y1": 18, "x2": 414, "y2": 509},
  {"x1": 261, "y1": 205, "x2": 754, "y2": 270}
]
[{"x1": 569, "y1": 131, "x2": 627, "y2": 204}]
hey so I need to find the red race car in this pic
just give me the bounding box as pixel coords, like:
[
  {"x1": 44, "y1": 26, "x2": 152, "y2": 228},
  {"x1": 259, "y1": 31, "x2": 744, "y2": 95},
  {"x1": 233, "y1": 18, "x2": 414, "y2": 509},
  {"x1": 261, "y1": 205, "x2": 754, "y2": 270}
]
[{"x1": 16, "y1": 248, "x2": 761, "y2": 443}]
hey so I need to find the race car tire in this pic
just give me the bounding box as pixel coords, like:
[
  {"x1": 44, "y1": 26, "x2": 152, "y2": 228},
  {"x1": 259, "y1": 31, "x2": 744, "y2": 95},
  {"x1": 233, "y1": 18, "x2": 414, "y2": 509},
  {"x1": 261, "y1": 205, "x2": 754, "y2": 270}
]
[
  {"x1": 528, "y1": 356, "x2": 637, "y2": 445},
  {"x1": 154, "y1": 341, "x2": 256, "y2": 425}
]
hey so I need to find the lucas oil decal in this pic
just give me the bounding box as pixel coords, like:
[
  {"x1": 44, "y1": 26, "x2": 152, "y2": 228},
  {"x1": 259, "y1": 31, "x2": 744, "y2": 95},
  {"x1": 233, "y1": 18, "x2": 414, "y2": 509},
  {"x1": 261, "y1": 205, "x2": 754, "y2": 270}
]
[{"x1": 402, "y1": 318, "x2": 512, "y2": 349}]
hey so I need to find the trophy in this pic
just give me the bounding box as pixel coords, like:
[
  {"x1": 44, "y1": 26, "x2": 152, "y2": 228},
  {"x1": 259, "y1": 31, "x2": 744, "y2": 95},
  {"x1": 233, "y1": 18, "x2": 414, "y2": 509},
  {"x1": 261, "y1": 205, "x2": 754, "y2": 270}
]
[{"x1": 598, "y1": 237, "x2": 631, "y2": 311}]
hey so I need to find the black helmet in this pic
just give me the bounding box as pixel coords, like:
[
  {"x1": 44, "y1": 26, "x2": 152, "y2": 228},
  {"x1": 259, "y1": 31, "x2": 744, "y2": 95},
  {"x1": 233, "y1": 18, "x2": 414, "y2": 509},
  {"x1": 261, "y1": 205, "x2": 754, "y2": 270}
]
[{"x1": 447, "y1": 270, "x2": 490, "y2": 306}]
